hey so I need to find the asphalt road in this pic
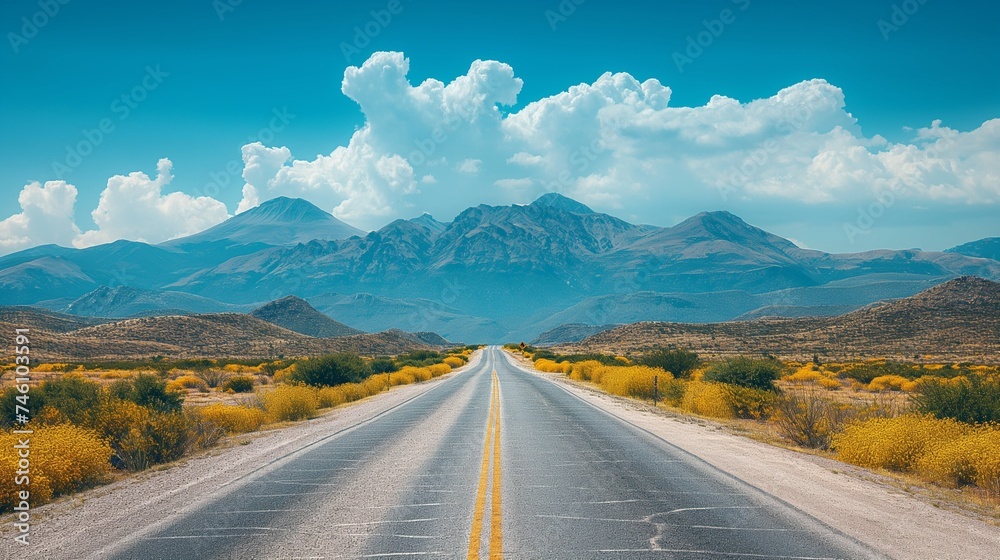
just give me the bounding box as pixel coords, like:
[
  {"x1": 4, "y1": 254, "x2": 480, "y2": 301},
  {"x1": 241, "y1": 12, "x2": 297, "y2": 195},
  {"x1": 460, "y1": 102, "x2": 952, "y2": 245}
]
[{"x1": 104, "y1": 346, "x2": 880, "y2": 559}]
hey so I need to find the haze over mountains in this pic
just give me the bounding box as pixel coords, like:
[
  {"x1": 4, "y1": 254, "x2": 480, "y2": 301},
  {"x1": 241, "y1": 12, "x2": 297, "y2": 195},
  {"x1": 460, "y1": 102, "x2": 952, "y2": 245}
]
[{"x1": 1, "y1": 194, "x2": 998, "y2": 342}]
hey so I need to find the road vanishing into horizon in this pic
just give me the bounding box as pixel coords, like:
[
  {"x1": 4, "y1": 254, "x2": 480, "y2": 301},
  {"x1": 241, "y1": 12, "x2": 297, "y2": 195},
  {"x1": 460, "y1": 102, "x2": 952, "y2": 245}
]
[{"x1": 103, "y1": 347, "x2": 880, "y2": 559}]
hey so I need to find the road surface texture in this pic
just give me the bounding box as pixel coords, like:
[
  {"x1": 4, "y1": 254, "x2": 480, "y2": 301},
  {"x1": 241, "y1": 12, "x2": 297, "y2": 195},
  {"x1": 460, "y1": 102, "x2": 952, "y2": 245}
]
[{"x1": 6, "y1": 347, "x2": 998, "y2": 558}]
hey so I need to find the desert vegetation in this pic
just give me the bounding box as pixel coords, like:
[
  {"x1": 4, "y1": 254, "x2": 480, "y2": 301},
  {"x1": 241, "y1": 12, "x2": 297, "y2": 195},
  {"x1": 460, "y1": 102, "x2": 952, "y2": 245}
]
[
  {"x1": 515, "y1": 344, "x2": 1000, "y2": 505},
  {"x1": 0, "y1": 346, "x2": 479, "y2": 512}
]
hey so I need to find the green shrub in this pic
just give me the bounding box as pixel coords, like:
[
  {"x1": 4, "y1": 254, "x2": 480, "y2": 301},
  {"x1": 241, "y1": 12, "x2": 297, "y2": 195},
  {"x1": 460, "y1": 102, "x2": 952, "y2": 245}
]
[
  {"x1": 659, "y1": 378, "x2": 686, "y2": 407},
  {"x1": 636, "y1": 348, "x2": 699, "y2": 379},
  {"x1": 221, "y1": 376, "x2": 255, "y2": 393},
  {"x1": 108, "y1": 373, "x2": 183, "y2": 413},
  {"x1": 704, "y1": 357, "x2": 782, "y2": 392},
  {"x1": 911, "y1": 375, "x2": 1000, "y2": 424},
  {"x1": 0, "y1": 386, "x2": 44, "y2": 428},
  {"x1": 722, "y1": 385, "x2": 777, "y2": 419},
  {"x1": 371, "y1": 357, "x2": 398, "y2": 374},
  {"x1": 289, "y1": 353, "x2": 372, "y2": 387},
  {"x1": 37, "y1": 374, "x2": 102, "y2": 426},
  {"x1": 393, "y1": 350, "x2": 444, "y2": 368}
]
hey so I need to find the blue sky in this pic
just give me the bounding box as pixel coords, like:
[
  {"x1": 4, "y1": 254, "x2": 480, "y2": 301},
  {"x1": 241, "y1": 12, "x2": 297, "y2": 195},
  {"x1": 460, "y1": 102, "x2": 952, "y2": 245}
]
[{"x1": 1, "y1": 0, "x2": 998, "y2": 254}]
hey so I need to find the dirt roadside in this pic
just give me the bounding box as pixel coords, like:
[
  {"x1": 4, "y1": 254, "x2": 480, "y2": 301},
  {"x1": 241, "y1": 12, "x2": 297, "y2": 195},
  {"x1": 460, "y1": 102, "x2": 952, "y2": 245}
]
[{"x1": 506, "y1": 354, "x2": 1000, "y2": 560}]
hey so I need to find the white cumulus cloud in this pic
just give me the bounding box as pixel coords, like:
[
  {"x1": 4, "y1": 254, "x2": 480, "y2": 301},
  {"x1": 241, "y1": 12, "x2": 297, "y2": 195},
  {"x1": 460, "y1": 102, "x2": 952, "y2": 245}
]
[
  {"x1": 0, "y1": 181, "x2": 81, "y2": 254},
  {"x1": 236, "y1": 51, "x2": 524, "y2": 227},
  {"x1": 75, "y1": 158, "x2": 230, "y2": 247},
  {"x1": 231, "y1": 52, "x2": 994, "y2": 230}
]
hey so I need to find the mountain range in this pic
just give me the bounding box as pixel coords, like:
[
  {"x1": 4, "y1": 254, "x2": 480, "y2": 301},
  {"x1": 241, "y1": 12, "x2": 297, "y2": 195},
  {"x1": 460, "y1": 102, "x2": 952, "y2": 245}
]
[{"x1": 1, "y1": 194, "x2": 998, "y2": 342}]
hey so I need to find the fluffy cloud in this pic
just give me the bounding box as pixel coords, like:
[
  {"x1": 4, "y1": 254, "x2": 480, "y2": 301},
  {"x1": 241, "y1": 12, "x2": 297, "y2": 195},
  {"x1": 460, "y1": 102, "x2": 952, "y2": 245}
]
[
  {"x1": 236, "y1": 51, "x2": 523, "y2": 227},
  {"x1": 236, "y1": 52, "x2": 1000, "y2": 230},
  {"x1": 75, "y1": 158, "x2": 230, "y2": 247},
  {"x1": 0, "y1": 181, "x2": 81, "y2": 254}
]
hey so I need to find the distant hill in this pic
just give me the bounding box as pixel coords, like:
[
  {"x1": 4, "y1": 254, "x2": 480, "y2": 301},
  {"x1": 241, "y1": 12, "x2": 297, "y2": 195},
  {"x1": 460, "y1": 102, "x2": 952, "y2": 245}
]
[
  {"x1": 0, "y1": 306, "x2": 109, "y2": 333},
  {"x1": 0, "y1": 312, "x2": 431, "y2": 360},
  {"x1": 563, "y1": 277, "x2": 1000, "y2": 363},
  {"x1": 251, "y1": 296, "x2": 362, "y2": 338},
  {"x1": 947, "y1": 237, "x2": 1000, "y2": 261},
  {"x1": 531, "y1": 323, "x2": 618, "y2": 346},
  {"x1": 385, "y1": 329, "x2": 451, "y2": 347}
]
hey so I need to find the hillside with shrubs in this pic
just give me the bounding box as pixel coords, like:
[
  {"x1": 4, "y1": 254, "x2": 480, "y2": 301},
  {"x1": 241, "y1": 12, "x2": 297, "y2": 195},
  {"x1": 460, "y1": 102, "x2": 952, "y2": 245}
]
[
  {"x1": 516, "y1": 344, "x2": 1000, "y2": 508},
  {"x1": 563, "y1": 276, "x2": 1000, "y2": 364},
  {"x1": 0, "y1": 310, "x2": 434, "y2": 360},
  {"x1": 0, "y1": 346, "x2": 478, "y2": 511}
]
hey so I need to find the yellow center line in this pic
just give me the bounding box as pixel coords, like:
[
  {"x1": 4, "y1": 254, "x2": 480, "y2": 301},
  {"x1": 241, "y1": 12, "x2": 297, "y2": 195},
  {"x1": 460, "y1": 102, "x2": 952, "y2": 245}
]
[
  {"x1": 489, "y1": 372, "x2": 503, "y2": 559},
  {"x1": 468, "y1": 369, "x2": 503, "y2": 560}
]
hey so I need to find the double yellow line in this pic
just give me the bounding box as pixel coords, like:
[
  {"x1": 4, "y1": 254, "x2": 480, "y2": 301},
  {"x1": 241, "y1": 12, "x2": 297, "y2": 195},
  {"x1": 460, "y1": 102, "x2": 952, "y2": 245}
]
[{"x1": 468, "y1": 370, "x2": 502, "y2": 559}]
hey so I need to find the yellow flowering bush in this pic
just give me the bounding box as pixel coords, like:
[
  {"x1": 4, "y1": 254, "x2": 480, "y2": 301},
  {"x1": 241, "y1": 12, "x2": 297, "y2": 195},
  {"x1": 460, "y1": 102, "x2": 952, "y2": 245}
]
[
  {"x1": 867, "y1": 375, "x2": 918, "y2": 392},
  {"x1": 196, "y1": 404, "x2": 266, "y2": 434},
  {"x1": 784, "y1": 365, "x2": 842, "y2": 390},
  {"x1": 567, "y1": 360, "x2": 604, "y2": 382},
  {"x1": 680, "y1": 382, "x2": 733, "y2": 419},
  {"x1": 316, "y1": 386, "x2": 349, "y2": 408},
  {"x1": 443, "y1": 356, "x2": 465, "y2": 368},
  {"x1": 916, "y1": 427, "x2": 1000, "y2": 493},
  {"x1": 834, "y1": 414, "x2": 1000, "y2": 496},
  {"x1": 261, "y1": 385, "x2": 318, "y2": 422},
  {"x1": 833, "y1": 414, "x2": 971, "y2": 471},
  {"x1": 166, "y1": 375, "x2": 209, "y2": 393},
  {"x1": 427, "y1": 363, "x2": 451, "y2": 377},
  {"x1": 0, "y1": 424, "x2": 113, "y2": 511},
  {"x1": 534, "y1": 359, "x2": 571, "y2": 374},
  {"x1": 595, "y1": 365, "x2": 667, "y2": 400}
]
